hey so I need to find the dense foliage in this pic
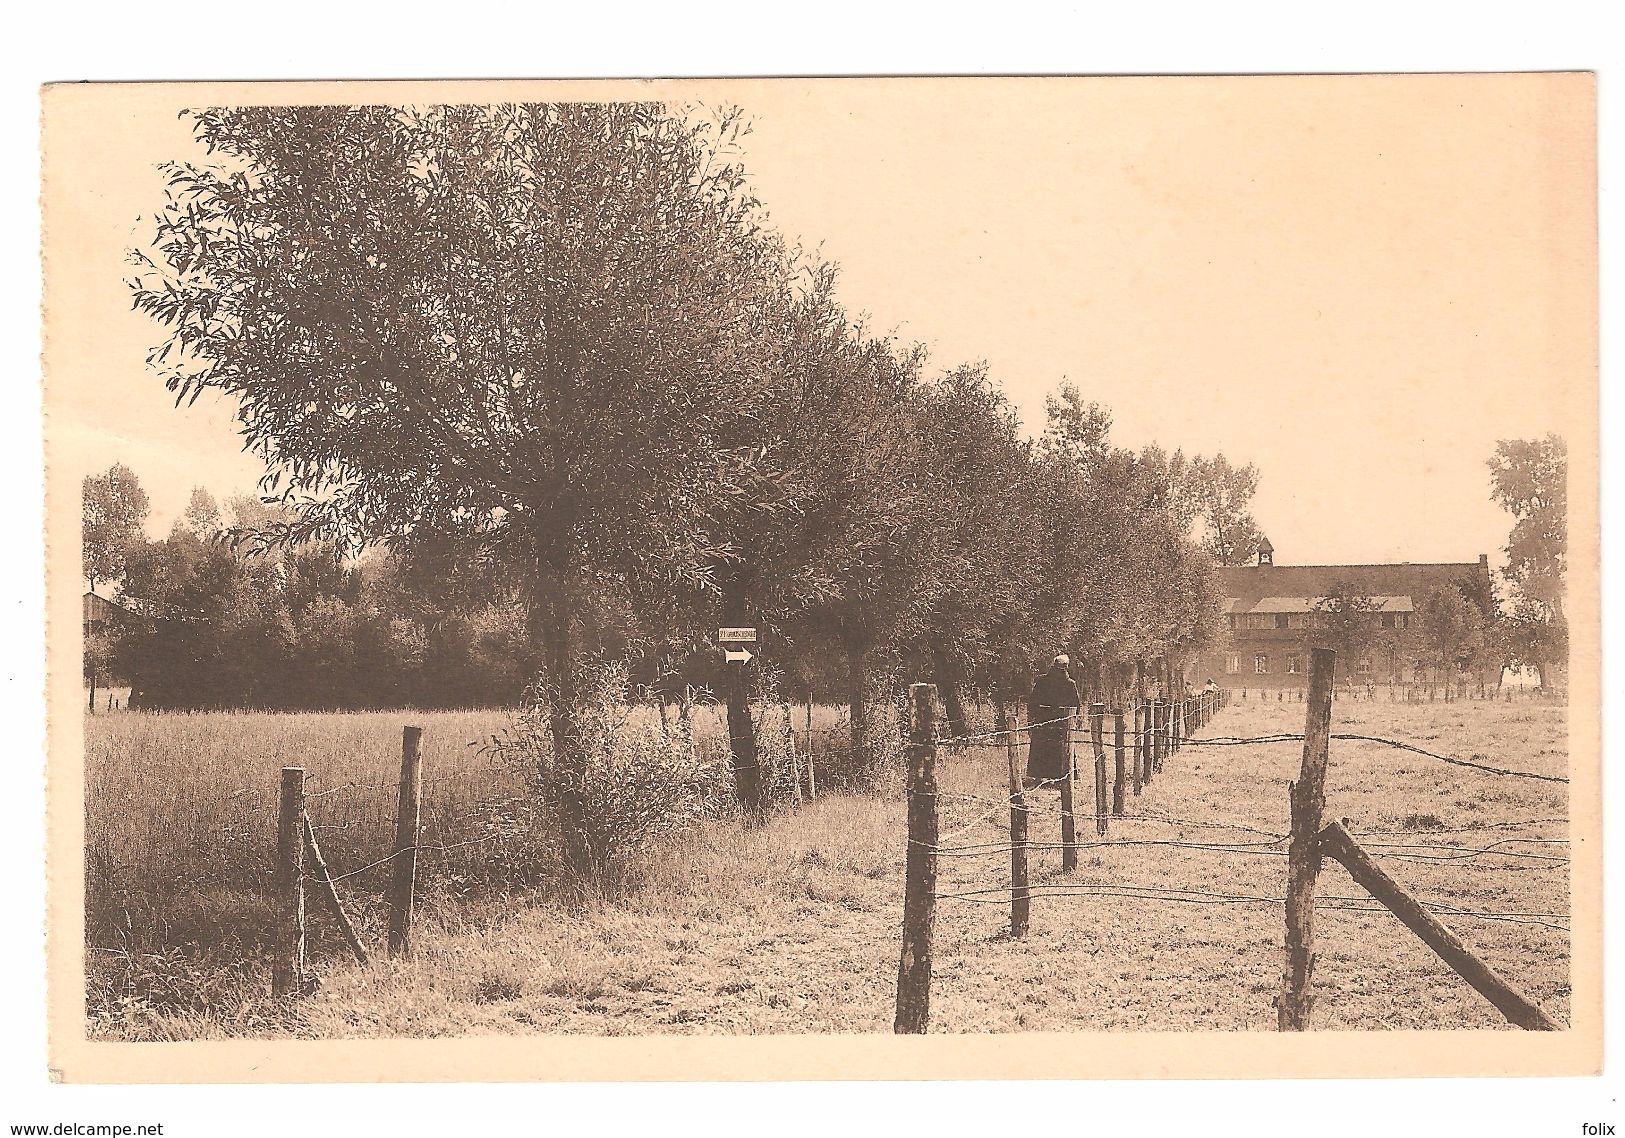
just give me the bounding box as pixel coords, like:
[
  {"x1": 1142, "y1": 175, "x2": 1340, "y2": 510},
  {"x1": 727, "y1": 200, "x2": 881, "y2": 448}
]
[
  {"x1": 123, "y1": 102, "x2": 1246, "y2": 869},
  {"x1": 99, "y1": 491, "x2": 529, "y2": 710}
]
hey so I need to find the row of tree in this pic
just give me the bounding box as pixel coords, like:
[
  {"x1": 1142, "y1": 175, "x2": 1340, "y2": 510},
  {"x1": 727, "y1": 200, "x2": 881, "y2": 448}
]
[{"x1": 119, "y1": 102, "x2": 1267, "y2": 872}]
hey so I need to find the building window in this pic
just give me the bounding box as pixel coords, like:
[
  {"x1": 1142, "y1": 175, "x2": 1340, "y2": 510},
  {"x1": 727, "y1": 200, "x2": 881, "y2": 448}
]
[
  {"x1": 1225, "y1": 653, "x2": 1240, "y2": 674},
  {"x1": 1286, "y1": 654, "x2": 1301, "y2": 674},
  {"x1": 1247, "y1": 613, "x2": 1273, "y2": 630},
  {"x1": 1227, "y1": 613, "x2": 1240, "y2": 630},
  {"x1": 1275, "y1": 613, "x2": 1290, "y2": 629},
  {"x1": 1254, "y1": 654, "x2": 1269, "y2": 675},
  {"x1": 1357, "y1": 656, "x2": 1373, "y2": 674},
  {"x1": 1399, "y1": 613, "x2": 1410, "y2": 630},
  {"x1": 1286, "y1": 612, "x2": 1309, "y2": 629},
  {"x1": 1380, "y1": 613, "x2": 1395, "y2": 629}
]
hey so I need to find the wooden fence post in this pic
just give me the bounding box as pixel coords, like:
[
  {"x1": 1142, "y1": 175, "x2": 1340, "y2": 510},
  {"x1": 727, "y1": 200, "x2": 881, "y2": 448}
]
[
  {"x1": 1150, "y1": 698, "x2": 1164, "y2": 773},
  {"x1": 784, "y1": 696, "x2": 803, "y2": 810},
  {"x1": 387, "y1": 726, "x2": 424, "y2": 958},
  {"x1": 1317, "y1": 821, "x2": 1559, "y2": 1030},
  {"x1": 1138, "y1": 701, "x2": 1152, "y2": 788},
  {"x1": 273, "y1": 767, "x2": 306, "y2": 997},
  {"x1": 805, "y1": 696, "x2": 817, "y2": 799},
  {"x1": 1112, "y1": 707, "x2": 1128, "y2": 813},
  {"x1": 1278, "y1": 647, "x2": 1336, "y2": 1030},
  {"x1": 894, "y1": 683, "x2": 939, "y2": 1034},
  {"x1": 1150, "y1": 702, "x2": 1163, "y2": 773},
  {"x1": 1005, "y1": 701, "x2": 1030, "y2": 939},
  {"x1": 1059, "y1": 714, "x2": 1078, "y2": 872},
  {"x1": 1090, "y1": 702, "x2": 1108, "y2": 836}
]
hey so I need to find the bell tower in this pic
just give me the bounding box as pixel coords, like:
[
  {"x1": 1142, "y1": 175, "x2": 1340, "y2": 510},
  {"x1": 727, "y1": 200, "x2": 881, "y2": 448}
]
[{"x1": 1257, "y1": 536, "x2": 1274, "y2": 566}]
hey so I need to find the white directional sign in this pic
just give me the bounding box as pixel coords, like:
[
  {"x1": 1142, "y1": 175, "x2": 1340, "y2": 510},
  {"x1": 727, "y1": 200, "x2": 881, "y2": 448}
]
[
  {"x1": 723, "y1": 646, "x2": 756, "y2": 664},
  {"x1": 718, "y1": 627, "x2": 757, "y2": 643}
]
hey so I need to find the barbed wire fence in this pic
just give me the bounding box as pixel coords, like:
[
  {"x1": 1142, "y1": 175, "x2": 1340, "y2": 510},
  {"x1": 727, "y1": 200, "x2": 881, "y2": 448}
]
[
  {"x1": 226, "y1": 692, "x2": 927, "y2": 995},
  {"x1": 892, "y1": 654, "x2": 1569, "y2": 1034},
  {"x1": 1230, "y1": 680, "x2": 1568, "y2": 705},
  {"x1": 88, "y1": 654, "x2": 1569, "y2": 1029}
]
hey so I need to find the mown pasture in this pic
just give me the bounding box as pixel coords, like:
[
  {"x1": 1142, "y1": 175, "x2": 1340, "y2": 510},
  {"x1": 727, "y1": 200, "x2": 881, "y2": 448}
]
[{"x1": 83, "y1": 694, "x2": 1569, "y2": 1038}]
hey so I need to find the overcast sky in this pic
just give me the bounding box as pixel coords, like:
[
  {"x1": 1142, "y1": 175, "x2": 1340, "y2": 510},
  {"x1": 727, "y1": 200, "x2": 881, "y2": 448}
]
[{"x1": 50, "y1": 75, "x2": 1593, "y2": 568}]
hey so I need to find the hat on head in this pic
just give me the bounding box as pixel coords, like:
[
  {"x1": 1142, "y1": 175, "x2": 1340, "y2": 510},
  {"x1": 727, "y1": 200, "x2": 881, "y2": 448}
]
[{"x1": 1053, "y1": 654, "x2": 1070, "y2": 667}]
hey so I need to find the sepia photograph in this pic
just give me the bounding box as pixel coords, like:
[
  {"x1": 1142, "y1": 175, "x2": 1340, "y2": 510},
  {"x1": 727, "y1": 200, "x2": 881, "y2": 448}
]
[{"x1": 39, "y1": 73, "x2": 1598, "y2": 1083}]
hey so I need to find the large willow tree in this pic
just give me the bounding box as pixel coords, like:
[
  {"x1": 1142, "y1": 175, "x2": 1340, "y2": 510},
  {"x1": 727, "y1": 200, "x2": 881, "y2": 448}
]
[{"x1": 130, "y1": 103, "x2": 789, "y2": 877}]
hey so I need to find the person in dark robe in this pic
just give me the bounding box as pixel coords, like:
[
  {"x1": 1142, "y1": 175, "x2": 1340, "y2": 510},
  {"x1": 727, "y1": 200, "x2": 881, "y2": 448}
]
[{"x1": 1026, "y1": 654, "x2": 1081, "y2": 787}]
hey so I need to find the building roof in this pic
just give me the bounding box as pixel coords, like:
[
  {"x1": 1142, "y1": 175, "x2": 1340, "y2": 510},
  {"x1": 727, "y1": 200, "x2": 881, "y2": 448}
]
[
  {"x1": 1234, "y1": 593, "x2": 1418, "y2": 615},
  {"x1": 1217, "y1": 561, "x2": 1485, "y2": 611},
  {"x1": 1248, "y1": 596, "x2": 1321, "y2": 614},
  {"x1": 82, "y1": 591, "x2": 127, "y2": 621}
]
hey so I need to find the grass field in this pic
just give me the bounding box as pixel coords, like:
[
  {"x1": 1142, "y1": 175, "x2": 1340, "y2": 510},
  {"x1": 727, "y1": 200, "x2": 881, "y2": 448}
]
[
  {"x1": 83, "y1": 699, "x2": 868, "y2": 1037},
  {"x1": 85, "y1": 692, "x2": 1569, "y2": 1038}
]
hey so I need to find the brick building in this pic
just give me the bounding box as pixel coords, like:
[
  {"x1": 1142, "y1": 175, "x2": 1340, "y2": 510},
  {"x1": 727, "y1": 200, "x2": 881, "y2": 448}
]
[{"x1": 1194, "y1": 538, "x2": 1492, "y2": 689}]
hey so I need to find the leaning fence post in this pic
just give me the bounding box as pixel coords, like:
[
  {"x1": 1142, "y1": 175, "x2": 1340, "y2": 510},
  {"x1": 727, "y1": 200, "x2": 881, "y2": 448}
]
[
  {"x1": 1005, "y1": 701, "x2": 1031, "y2": 939},
  {"x1": 387, "y1": 726, "x2": 424, "y2": 958},
  {"x1": 1317, "y1": 821, "x2": 1559, "y2": 1030},
  {"x1": 303, "y1": 814, "x2": 370, "y2": 966},
  {"x1": 1090, "y1": 701, "x2": 1108, "y2": 836},
  {"x1": 1112, "y1": 707, "x2": 1128, "y2": 813},
  {"x1": 1278, "y1": 647, "x2": 1336, "y2": 1030},
  {"x1": 894, "y1": 683, "x2": 939, "y2": 1034},
  {"x1": 273, "y1": 767, "x2": 306, "y2": 997}
]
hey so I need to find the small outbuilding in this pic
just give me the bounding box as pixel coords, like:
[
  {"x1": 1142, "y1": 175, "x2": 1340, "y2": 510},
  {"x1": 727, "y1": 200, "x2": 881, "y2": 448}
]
[{"x1": 83, "y1": 590, "x2": 127, "y2": 638}]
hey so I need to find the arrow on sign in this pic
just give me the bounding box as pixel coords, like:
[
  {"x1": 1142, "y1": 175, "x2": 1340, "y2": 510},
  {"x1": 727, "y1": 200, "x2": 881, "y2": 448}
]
[{"x1": 723, "y1": 646, "x2": 755, "y2": 664}]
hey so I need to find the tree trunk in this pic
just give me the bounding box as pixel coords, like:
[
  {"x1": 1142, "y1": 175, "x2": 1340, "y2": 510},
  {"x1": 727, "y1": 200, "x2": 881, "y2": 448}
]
[
  {"x1": 848, "y1": 639, "x2": 870, "y2": 776},
  {"x1": 529, "y1": 583, "x2": 595, "y2": 885},
  {"x1": 725, "y1": 675, "x2": 763, "y2": 816},
  {"x1": 931, "y1": 640, "x2": 968, "y2": 741},
  {"x1": 720, "y1": 575, "x2": 764, "y2": 817}
]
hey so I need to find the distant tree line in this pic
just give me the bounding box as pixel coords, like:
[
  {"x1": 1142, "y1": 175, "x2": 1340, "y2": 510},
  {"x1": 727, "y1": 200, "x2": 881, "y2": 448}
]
[{"x1": 85, "y1": 482, "x2": 531, "y2": 709}]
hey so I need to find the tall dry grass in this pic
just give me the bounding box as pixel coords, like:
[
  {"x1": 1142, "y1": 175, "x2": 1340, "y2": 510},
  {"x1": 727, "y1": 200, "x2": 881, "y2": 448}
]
[{"x1": 83, "y1": 696, "x2": 884, "y2": 1037}]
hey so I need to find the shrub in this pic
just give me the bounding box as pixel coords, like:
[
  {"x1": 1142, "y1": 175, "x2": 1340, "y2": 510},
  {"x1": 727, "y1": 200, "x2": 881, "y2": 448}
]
[{"x1": 485, "y1": 663, "x2": 731, "y2": 891}]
